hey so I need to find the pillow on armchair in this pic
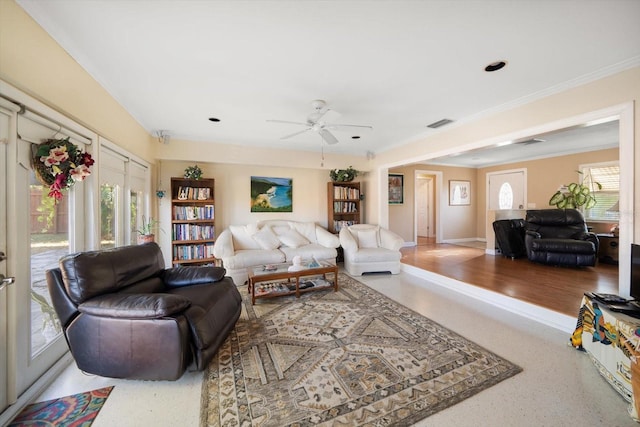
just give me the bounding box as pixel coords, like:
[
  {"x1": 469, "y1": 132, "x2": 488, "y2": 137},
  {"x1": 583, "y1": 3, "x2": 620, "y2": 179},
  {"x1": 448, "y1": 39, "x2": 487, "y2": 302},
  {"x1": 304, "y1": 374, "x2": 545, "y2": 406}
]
[{"x1": 357, "y1": 228, "x2": 379, "y2": 248}]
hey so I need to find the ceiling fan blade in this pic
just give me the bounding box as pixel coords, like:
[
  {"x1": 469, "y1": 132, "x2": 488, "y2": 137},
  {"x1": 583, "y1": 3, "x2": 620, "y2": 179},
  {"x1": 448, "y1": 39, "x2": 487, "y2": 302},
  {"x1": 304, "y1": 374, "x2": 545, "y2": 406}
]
[
  {"x1": 266, "y1": 119, "x2": 309, "y2": 127},
  {"x1": 281, "y1": 128, "x2": 311, "y2": 140},
  {"x1": 326, "y1": 123, "x2": 373, "y2": 130},
  {"x1": 319, "y1": 129, "x2": 339, "y2": 145}
]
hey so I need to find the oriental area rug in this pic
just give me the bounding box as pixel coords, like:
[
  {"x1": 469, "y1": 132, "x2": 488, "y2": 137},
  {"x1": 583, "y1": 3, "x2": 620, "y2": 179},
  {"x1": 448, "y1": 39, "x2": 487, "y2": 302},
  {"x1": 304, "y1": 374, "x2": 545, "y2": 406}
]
[
  {"x1": 9, "y1": 386, "x2": 113, "y2": 427},
  {"x1": 201, "y1": 274, "x2": 521, "y2": 426}
]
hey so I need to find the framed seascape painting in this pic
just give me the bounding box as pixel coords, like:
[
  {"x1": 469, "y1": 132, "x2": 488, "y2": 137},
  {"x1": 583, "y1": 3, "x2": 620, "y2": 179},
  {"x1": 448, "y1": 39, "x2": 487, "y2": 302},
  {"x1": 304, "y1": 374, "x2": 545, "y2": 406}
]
[
  {"x1": 251, "y1": 176, "x2": 293, "y2": 212},
  {"x1": 388, "y1": 174, "x2": 404, "y2": 204},
  {"x1": 449, "y1": 180, "x2": 471, "y2": 206}
]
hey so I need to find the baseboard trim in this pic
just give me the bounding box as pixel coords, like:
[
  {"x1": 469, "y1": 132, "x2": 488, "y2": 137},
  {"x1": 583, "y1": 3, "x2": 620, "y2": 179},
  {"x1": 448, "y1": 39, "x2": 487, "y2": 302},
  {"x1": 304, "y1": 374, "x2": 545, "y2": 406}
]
[{"x1": 401, "y1": 263, "x2": 575, "y2": 333}]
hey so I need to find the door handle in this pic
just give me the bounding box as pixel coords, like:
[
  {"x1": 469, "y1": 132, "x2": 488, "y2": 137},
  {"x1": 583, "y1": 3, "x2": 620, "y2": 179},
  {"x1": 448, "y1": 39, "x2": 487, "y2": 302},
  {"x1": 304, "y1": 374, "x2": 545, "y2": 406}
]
[{"x1": 0, "y1": 274, "x2": 15, "y2": 292}]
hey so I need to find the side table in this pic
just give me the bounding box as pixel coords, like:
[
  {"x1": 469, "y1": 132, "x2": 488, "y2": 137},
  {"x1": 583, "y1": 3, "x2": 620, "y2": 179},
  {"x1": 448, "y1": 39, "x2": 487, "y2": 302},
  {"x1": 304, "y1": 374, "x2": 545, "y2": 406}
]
[
  {"x1": 571, "y1": 294, "x2": 640, "y2": 421},
  {"x1": 597, "y1": 233, "x2": 619, "y2": 265}
]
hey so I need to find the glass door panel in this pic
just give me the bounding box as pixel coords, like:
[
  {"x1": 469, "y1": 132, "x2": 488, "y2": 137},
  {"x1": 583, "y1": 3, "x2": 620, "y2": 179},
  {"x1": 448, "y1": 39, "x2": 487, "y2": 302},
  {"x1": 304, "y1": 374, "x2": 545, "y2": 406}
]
[{"x1": 30, "y1": 175, "x2": 67, "y2": 356}]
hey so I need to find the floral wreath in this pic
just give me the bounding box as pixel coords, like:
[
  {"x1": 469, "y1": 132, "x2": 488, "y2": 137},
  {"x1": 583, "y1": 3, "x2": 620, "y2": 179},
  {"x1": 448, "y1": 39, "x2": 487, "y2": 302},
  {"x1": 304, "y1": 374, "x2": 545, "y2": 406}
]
[{"x1": 33, "y1": 137, "x2": 94, "y2": 202}]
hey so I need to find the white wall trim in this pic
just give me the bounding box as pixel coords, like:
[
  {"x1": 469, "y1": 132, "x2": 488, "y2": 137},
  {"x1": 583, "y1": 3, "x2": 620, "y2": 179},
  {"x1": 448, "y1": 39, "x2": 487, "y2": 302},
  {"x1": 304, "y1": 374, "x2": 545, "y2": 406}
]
[{"x1": 401, "y1": 264, "x2": 576, "y2": 333}]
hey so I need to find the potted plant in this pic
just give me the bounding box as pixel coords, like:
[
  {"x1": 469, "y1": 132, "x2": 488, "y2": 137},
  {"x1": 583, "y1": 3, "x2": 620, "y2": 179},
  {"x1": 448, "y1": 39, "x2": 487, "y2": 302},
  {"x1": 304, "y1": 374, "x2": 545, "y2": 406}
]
[
  {"x1": 549, "y1": 171, "x2": 601, "y2": 209},
  {"x1": 137, "y1": 216, "x2": 160, "y2": 244},
  {"x1": 330, "y1": 166, "x2": 359, "y2": 182}
]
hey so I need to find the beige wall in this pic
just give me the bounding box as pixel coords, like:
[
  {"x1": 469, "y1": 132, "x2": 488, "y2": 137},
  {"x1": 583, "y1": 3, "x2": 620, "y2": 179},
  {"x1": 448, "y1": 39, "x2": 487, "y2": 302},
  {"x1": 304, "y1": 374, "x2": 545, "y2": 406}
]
[
  {"x1": 371, "y1": 67, "x2": 639, "y2": 246},
  {"x1": 156, "y1": 160, "x2": 352, "y2": 264},
  {"x1": 1, "y1": 0, "x2": 638, "y2": 249},
  {"x1": 0, "y1": 0, "x2": 153, "y2": 160},
  {"x1": 475, "y1": 147, "x2": 619, "y2": 238},
  {"x1": 389, "y1": 164, "x2": 478, "y2": 243},
  {"x1": 389, "y1": 147, "x2": 620, "y2": 243}
]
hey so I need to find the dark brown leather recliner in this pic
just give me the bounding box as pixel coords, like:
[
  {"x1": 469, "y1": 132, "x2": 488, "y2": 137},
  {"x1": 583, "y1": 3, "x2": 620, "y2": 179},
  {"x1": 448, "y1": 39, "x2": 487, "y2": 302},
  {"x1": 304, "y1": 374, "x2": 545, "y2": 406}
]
[
  {"x1": 46, "y1": 242, "x2": 242, "y2": 380},
  {"x1": 524, "y1": 209, "x2": 599, "y2": 267}
]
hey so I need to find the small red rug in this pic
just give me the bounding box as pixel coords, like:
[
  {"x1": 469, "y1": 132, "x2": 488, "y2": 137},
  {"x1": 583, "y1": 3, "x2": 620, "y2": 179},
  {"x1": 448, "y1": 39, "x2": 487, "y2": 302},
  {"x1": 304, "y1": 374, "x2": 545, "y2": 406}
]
[{"x1": 9, "y1": 386, "x2": 113, "y2": 427}]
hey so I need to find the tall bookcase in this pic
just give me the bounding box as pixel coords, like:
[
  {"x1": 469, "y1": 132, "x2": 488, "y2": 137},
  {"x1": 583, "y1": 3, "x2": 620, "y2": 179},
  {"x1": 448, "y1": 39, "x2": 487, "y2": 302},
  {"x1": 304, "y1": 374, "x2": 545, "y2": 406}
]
[
  {"x1": 327, "y1": 181, "x2": 361, "y2": 234},
  {"x1": 170, "y1": 177, "x2": 217, "y2": 266}
]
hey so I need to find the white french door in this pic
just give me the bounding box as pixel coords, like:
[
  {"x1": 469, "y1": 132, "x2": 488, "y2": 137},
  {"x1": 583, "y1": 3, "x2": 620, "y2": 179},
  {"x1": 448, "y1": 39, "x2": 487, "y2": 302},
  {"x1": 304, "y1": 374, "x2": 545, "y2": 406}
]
[
  {"x1": 0, "y1": 104, "x2": 12, "y2": 415},
  {"x1": 0, "y1": 87, "x2": 95, "y2": 421}
]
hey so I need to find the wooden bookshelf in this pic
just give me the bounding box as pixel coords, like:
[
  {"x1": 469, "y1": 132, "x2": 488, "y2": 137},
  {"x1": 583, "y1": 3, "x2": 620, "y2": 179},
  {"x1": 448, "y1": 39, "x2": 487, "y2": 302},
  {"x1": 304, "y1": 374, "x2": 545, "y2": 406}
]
[
  {"x1": 327, "y1": 181, "x2": 361, "y2": 234},
  {"x1": 170, "y1": 177, "x2": 217, "y2": 266}
]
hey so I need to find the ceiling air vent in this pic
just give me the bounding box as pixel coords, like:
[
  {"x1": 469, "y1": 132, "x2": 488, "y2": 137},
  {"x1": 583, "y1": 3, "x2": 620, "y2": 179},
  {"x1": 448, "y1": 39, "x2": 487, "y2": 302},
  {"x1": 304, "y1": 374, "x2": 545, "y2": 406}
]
[{"x1": 427, "y1": 118, "x2": 454, "y2": 129}]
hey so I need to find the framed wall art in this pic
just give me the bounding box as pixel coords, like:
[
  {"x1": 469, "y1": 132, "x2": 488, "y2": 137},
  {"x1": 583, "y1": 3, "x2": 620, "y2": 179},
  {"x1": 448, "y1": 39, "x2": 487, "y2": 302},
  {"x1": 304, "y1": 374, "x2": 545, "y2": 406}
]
[
  {"x1": 251, "y1": 176, "x2": 292, "y2": 212},
  {"x1": 449, "y1": 180, "x2": 470, "y2": 206},
  {"x1": 388, "y1": 174, "x2": 404, "y2": 204}
]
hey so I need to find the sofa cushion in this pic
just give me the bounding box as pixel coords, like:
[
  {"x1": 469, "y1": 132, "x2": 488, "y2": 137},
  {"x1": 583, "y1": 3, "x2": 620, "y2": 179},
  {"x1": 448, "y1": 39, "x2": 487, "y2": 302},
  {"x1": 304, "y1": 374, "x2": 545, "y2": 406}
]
[
  {"x1": 290, "y1": 221, "x2": 318, "y2": 244},
  {"x1": 357, "y1": 229, "x2": 379, "y2": 248},
  {"x1": 79, "y1": 293, "x2": 191, "y2": 318},
  {"x1": 277, "y1": 228, "x2": 310, "y2": 248},
  {"x1": 252, "y1": 225, "x2": 281, "y2": 250},
  {"x1": 280, "y1": 244, "x2": 337, "y2": 262},
  {"x1": 229, "y1": 224, "x2": 261, "y2": 250},
  {"x1": 169, "y1": 278, "x2": 242, "y2": 350},
  {"x1": 531, "y1": 238, "x2": 595, "y2": 254},
  {"x1": 222, "y1": 249, "x2": 285, "y2": 269},
  {"x1": 60, "y1": 242, "x2": 165, "y2": 304},
  {"x1": 349, "y1": 247, "x2": 402, "y2": 263}
]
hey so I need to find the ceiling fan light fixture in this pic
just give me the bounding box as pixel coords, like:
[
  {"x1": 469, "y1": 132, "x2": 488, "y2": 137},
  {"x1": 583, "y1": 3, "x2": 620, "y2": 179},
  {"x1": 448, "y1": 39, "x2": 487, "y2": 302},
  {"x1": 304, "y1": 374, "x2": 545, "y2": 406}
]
[
  {"x1": 484, "y1": 60, "x2": 507, "y2": 72},
  {"x1": 427, "y1": 118, "x2": 454, "y2": 129}
]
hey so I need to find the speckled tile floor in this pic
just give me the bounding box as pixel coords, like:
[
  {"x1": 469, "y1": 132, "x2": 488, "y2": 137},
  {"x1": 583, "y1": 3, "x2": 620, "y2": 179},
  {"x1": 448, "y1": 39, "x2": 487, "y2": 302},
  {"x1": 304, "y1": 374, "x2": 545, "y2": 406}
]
[{"x1": 35, "y1": 271, "x2": 636, "y2": 426}]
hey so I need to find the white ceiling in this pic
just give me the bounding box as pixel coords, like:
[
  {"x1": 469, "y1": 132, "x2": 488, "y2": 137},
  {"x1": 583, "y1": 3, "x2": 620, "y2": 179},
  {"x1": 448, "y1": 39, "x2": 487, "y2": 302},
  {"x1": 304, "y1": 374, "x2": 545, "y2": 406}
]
[{"x1": 16, "y1": 0, "x2": 640, "y2": 160}]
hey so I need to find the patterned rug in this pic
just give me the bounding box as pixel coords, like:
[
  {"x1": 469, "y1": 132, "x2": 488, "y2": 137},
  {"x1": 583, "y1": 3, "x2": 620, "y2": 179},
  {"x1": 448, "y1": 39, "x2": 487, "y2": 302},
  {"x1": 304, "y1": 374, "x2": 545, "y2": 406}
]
[
  {"x1": 201, "y1": 274, "x2": 521, "y2": 426},
  {"x1": 9, "y1": 386, "x2": 113, "y2": 427}
]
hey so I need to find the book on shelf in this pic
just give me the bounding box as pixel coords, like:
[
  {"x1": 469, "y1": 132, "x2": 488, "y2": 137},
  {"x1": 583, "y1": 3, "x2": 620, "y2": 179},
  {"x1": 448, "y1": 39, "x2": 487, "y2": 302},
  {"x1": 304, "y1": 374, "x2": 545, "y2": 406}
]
[
  {"x1": 172, "y1": 224, "x2": 215, "y2": 241},
  {"x1": 172, "y1": 205, "x2": 214, "y2": 220},
  {"x1": 333, "y1": 220, "x2": 357, "y2": 232},
  {"x1": 333, "y1": 185, "x2": 360, "y2": 200},
  {"x1": 176, "y1": 186, "x2": 212, "y2": 201},
  {"x1": 333, "y1": 201, "x2": 357, "y2": 213},
  {"x1": 172, "y1": 243, "x2": 215, "y2": 261}
]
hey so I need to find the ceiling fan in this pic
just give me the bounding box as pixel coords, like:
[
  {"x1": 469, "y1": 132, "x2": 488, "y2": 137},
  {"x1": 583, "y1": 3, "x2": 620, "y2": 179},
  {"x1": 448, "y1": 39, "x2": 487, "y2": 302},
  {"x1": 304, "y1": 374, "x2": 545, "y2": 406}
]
[{"x1": 267, "y1": 99, "x2": 372, "y2": 145}]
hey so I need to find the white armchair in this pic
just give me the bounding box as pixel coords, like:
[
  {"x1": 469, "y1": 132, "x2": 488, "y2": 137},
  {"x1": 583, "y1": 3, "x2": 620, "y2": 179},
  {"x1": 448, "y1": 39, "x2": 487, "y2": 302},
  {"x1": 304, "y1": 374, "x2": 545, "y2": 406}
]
[{"x1": 339, "y1": 224, "x2": 403, "y2": 276}]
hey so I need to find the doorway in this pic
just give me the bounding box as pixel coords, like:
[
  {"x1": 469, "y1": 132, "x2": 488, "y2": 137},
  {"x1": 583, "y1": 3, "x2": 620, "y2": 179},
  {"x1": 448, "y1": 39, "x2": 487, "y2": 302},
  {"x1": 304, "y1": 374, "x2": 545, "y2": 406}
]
[{"x1": 414, "y1": 170, "x2": 443, "y2": 245}]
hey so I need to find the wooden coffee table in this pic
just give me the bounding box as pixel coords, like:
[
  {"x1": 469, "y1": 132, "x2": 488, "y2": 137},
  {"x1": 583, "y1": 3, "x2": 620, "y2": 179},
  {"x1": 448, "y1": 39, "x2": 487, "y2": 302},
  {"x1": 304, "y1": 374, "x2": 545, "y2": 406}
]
[{"x1": 247, "y1": 260, "x2": 338, "y2": 305}]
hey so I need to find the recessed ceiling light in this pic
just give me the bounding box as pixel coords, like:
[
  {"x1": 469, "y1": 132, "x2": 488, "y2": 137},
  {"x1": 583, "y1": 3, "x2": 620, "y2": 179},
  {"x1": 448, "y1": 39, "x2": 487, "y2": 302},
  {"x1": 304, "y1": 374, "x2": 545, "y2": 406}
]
[
  {"x1": 352, "y1": 136, "x2": 360, "y2": 139},
  {"x1": 485, "y1": 61, "x2": 507, "y2": 72},
  {"x1": 208, "y1": 117, "x2": 220, "y2": 122}
]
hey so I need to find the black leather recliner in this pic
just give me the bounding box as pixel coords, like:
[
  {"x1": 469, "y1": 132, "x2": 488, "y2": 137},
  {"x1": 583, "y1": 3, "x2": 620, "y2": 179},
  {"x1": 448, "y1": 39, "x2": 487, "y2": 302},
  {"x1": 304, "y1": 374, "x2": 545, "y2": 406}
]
[
  {"x1": 524, "y1": 209, "x2": 599, "y2": 267},
  {"x1": 46, "y1": 242, "x2": 242, "y2": 380}
]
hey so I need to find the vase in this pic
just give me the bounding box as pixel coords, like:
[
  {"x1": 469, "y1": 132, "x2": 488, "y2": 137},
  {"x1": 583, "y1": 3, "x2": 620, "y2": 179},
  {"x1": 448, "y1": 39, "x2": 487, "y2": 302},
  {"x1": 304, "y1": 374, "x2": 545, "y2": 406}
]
[{"x1": 138, "y1": 234, "x2": 155, "y2": 244}]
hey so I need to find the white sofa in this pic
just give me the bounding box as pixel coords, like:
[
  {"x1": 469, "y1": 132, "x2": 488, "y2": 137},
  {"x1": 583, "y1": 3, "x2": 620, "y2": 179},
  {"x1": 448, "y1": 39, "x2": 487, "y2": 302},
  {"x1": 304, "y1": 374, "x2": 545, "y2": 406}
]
[
  {"x1": 339, "y1": 224, "x2": 404, "y2": 276},
  {"x1": 213, "y1": 220, "x2": 340, "y2": 285}
]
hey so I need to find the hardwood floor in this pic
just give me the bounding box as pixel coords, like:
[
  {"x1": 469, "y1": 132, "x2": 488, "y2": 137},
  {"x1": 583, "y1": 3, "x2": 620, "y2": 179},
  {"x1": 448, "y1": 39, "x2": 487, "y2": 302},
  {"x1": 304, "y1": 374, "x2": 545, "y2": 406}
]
[{"x1": 400, "y1": 237, "x2": 619, "y2": 316}]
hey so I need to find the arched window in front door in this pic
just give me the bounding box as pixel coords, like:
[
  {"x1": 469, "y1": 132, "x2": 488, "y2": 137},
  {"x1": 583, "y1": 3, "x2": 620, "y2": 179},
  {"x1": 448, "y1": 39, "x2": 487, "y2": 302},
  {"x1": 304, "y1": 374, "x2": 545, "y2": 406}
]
[{"x1": 498, "y1": 182, "x2": 513, "y2": 209}]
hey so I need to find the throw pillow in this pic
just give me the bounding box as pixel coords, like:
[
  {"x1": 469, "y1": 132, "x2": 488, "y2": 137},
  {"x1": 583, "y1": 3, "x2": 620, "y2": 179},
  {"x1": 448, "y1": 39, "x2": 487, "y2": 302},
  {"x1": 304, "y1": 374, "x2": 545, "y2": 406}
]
[
  {"x1": 277, "y1": 228, "x2": 310, "y2": 248},
  {"x1": 358, "y1": 229, "x2": 379, "y2": 248},
  {"x1": 252, "y1": 225, "x2": 281, "y2": 250}
]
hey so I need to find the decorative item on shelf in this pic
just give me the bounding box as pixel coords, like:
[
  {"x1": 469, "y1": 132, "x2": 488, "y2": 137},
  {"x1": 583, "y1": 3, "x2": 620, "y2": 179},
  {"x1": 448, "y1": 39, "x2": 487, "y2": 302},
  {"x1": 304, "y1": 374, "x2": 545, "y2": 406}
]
[
  {"x1": 136, "y1": 216, "x2": 160, "y2": 244},
  {"x1": 184, "y1": 164, "x2": 203, "y2": 180},
  {"x1": 32, "y1": 137, "x2": 94, "y2": 203},
  {"x1": 549, "y1": 171, "x2": 601, "y2": 209},
  {"x1": 330, "y1": 166, "x2": 358, "y2": 182}
]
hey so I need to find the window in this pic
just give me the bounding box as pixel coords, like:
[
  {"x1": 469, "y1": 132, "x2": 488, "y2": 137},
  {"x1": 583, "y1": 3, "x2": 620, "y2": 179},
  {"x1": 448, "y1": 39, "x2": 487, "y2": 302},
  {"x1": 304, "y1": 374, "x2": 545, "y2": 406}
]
[
  {"x1": 99, "y1": 140, "x2": 150, "y2": 248},
  {"x1": 581, "y1": 162, "x2": 619, "y2": 221},
  {"x1": 498, "y1": 182, "x2": 513, "y2": 209}
]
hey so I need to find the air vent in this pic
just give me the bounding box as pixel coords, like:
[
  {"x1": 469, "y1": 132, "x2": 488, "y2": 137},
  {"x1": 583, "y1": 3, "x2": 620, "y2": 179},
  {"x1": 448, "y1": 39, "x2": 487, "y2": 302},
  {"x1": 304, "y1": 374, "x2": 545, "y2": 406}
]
[
  {"x1": 427, "y1": 118, "x2": 454, "y2": 129},
  {"x1": 515, "y1": 138, "x2": 546, "y2": 145}
]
